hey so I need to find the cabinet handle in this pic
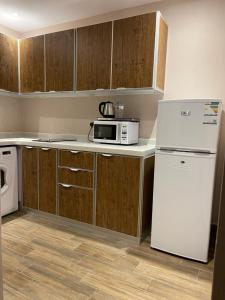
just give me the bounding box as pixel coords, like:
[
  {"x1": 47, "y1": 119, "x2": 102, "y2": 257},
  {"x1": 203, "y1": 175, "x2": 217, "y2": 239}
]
[
  {"x1": 41, "y1": 148, "x2": 50, "y2": 151},
  {"x1": 60, "y1": 184, "x2": 72, "y2": 188},
  {"x1": 70, "y1": 150, "x2": 79, "y2": 154},
  {"x1": 25, "y1": 146, "x2": 33, "y2": 149},
  {"x1": 95, "y1": 88, "x2": 104, "y2": 91},
  {"x1": 0, "y1": 88, "x2": 7, "y2": 92},
  {"x1": 69, "y1": 168, "x2": 80, "y2": 172},
  {"x1": 116, "y1": 87, "x2": 126, "y2": 90},
  {"x1": 49, "y1": 90, "x2": 56, "y2": 93},
  {"x1": 101, "y1": 153, "x2": 113, "y2": 157}
]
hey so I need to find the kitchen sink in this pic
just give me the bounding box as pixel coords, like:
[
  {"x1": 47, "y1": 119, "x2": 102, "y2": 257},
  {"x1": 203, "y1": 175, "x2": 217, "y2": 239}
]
[{"x1": 32, "y1": 138, "x2": 77, "y2": 143}]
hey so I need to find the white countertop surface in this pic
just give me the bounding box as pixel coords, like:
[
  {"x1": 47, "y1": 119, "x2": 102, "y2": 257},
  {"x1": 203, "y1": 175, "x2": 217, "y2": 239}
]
[{"x1": 0, "y1": 137, "x2": 155, "y2": 157}]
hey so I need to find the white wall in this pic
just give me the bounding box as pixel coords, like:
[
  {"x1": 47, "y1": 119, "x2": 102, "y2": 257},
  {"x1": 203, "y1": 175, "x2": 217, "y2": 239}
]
[
  {"x1": 0, "y1": 96, "x2": 24, "y2": 133},
  {"x1": 22, "y1": 94, "x2": 159, "y2": 138}
]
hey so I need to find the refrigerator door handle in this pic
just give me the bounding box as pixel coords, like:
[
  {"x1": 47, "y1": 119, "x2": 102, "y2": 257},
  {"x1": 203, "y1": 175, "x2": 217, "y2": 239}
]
[{"x1": 158, "y1": 147, "x2": 213, "y2": 155}]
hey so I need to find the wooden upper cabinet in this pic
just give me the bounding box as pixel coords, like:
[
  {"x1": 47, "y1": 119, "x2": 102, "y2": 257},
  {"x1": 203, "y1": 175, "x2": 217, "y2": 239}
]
[
  {"x1": 20, "y1": 36, "x2": 45, "y2": 92},
  {"x1": 39, "y1": 148, "x2": 57, "y2": 214},
  {"x1": 77, "y1": 22, "x2": 112, "y2": 91},
  {"x1": 112, "y1": 12, "x2": 168, "y2": 90},
  {"x1": 96, "y1": 154, "x2": 140, "y2": 236},
  {"x1": 156, "y1": 17, "x2": 168, "y2": 91},
  {"x1": 112, "y1": 13, "x2": 156, "y2": 89},
  {"x1": 0, "y1": 34, "x2": 18, "y2": 92},
  {"x1": 45, "y1": 29, "x2": 74, "y2": 91}
]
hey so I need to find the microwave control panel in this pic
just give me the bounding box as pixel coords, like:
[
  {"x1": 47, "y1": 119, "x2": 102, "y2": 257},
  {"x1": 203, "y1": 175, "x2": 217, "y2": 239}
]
[{"x1": 121, "y1": 124, "x2": 128, "y2": 144}]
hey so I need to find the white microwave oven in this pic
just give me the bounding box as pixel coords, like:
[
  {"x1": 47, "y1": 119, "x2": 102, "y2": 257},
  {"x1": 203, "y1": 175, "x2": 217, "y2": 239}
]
[{"x1": 93, "y1": 120, "x2": 139, "y2": 145}]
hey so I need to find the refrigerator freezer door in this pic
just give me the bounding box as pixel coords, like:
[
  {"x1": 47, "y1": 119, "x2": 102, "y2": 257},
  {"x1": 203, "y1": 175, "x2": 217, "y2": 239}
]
[
  {"x1": 151, "y1": 150, "x2": 216, "y2": 262},
  {"x1": 156, "y1": 99, "x2": 221, "y2": 153}
]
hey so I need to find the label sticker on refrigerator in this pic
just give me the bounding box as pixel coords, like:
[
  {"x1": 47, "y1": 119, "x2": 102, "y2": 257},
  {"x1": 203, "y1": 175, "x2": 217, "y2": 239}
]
[{"x1": 203, "y1": 102, "x2": 219, "y2": 125}]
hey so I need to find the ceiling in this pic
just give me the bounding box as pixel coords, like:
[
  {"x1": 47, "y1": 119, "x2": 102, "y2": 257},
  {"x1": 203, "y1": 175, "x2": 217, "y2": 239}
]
[{"x1": 0, "y1": 0, "x2": 159, "y2": 33}]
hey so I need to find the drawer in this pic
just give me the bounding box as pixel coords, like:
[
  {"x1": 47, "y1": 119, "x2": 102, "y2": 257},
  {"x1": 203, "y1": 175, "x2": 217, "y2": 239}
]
[
  {"x1": 59, "y1": 150, "x2": 94, "y2": 170},
  {"x1": 58, "y1": 184, "x2": 93, "y2": 224},
  {"x1": 58, "y1": 167, "x2": 93, "y2": 188}
]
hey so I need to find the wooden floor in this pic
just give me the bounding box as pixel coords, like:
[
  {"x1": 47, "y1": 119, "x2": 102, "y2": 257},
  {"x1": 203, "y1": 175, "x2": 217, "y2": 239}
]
[{"x1": 2, "y1": 211, "x2": 213, "y2": 300}]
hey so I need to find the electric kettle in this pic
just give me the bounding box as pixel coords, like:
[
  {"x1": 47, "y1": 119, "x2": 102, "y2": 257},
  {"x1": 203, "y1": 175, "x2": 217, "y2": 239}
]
[{"x1": 99, "y1": 101, "x2": 115, "y2": 118}]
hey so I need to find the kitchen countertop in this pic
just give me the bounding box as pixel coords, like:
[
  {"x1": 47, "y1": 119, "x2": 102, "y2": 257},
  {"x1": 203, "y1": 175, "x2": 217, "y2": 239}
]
[{"x1": 0, "y1": 137, "x2": 155, "y2": 157}]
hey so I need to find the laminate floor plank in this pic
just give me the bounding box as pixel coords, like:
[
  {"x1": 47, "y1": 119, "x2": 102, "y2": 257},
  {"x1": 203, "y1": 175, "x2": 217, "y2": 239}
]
[{"x1": 2, "y1": 211, "x2": 213, "y2": 300}]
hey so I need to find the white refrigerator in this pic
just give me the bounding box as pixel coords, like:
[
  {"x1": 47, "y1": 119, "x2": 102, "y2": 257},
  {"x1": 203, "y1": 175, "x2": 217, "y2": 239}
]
[{"x1": 151, "y1": 99, "x2": 222, "y2": 262}]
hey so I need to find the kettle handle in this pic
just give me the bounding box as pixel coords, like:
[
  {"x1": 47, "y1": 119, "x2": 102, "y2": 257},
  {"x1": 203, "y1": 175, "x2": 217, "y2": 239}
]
[{"x1": 99, "y1": 102, "x2": 105, "y2": 117}]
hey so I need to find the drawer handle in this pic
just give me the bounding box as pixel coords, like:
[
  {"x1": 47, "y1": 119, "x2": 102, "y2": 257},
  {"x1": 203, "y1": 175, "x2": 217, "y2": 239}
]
[
  {"x1": 69, "y1": 168, "x2": 80, "y2": 172},
  {"x1": 25, "y1": 146, "x2": 33, "y2": 149},
  {"x1": 70, "y1": 150, "x2": 79, "y2": 154},
  {"x1": 60, "y1": 184, "x2": 72, "y2": 188},
  {"x1": 41, "y1": 148, "x2": 50, "y2": 151},
  {"x1": 101, "y1": 153, "x2": 113, "y2": 157}
]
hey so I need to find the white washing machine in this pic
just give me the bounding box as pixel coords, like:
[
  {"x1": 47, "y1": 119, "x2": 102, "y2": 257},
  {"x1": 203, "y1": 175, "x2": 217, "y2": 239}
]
[{"x1": 0, "y1": 147, "x2": 18, "y2": 216}]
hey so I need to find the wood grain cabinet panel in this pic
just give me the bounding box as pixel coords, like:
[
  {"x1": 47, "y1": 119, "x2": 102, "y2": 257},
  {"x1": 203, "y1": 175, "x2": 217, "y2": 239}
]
[
  {"x1": 20, "y1": 36, "x2": 45, "y2": 92},
  {"x1": 141, "y1": 156, "x2": 155, "y2": 235},
  {"x1": 156, "y1": 17, "x2": 168, "y2": 91},
  {"x1": 59, "y1": 185, "x2": 93, "y2": 224},
  {"x1": 0, "y1": 34, "x2": 18, "y2": 92},
  {"x1": 59, "y1": 150, "x2": 94, "y2": 170},
  {"x1": 58, "y1": 168, "x2": 93, "y2": 188},
  {"x1": 77, "y1": 22, "x2": 112, "y2": 91},
  {"x1": 45, "y1": 30, "x2": 74, "y2": 91},
  {"x1": 39, "y1": 148, "x2": 57, "y2": 214},
  {"x1": 22, "y1": 147, "x2": 38, "y2": 209},
  {"x1": 96, "y1": 154, "x2": 140, "y2": 236},
  {"x1": 112, "y1": 13, "x2": 156, "y2": 89}
]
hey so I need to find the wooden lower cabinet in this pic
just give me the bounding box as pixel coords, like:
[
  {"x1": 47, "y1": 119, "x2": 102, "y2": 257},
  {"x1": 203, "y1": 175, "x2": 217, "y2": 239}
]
[
  {"x1": 39, "y1": 148, "x2": 57, "y2": 214},
  {"x1": 58, "y1": 168, "x2": 93, "y2": 188},
  {"x1": 59, "y1": 185, "x2": 93, "y2": 224},
  {"x1": 59, "y1": 150, "x2": 94, "y2": 170},
  {"x1": 22, "y1": 147, "x2": 38, "y2": 209},
  {"x1": 22, "y1": 146, "x2": 154, "y2": 238},
  {"x1": 96, "y1": 154, "x2": 140, "y2": 236}
]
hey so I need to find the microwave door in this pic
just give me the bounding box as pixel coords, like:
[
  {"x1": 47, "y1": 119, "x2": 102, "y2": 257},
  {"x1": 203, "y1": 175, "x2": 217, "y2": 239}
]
[{"x1": 94, "y1": 124, "x2": 120, "y2": 143}]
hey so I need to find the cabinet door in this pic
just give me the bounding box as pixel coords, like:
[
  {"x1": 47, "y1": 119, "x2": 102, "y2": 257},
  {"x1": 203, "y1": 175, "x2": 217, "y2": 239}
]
[
  {"x1": 77, "y1": 22, "x2": 112, "y2": 91},
  {"x1": 45, "y1": 29, "x2": 74, "y2": 91},
  {"x1": 112, "y1": 13, "x2": 156, "y2": 89},
  {"x1": 96, "y1": 154, "x2": 140, "y2": 236},
  {"x1": 22, "y1": 147, "x2": 38, "y2": 209},
  {"x1": 39, "y1": 148, "x2": 57, "y2": 214},
  {"x1": 20, "y1": 36, "x2": 45, "y2": 92},
  {"x1": 0, "y1": 34, "x2": 18, "y2": 92},
  {"x1": 59, "y1": 185, "x2": 93, "y2": 224}
]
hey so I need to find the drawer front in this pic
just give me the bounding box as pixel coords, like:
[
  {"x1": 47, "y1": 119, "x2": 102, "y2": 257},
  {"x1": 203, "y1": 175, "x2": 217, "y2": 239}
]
[
  {"x1": 59, "y1": 185, "x2": 93, "y2": 224},
  {"x1": 58, "y1": 167, "x2": 93, "y2": 188},
  {"x1": 59, "y1": 150, "x2": 94, "y2": 170}
]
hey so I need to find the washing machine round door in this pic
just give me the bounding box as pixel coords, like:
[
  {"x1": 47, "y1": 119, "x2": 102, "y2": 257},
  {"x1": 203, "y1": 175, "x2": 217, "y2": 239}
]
[{"x1": 0, "y1": 166, "x2": 9, "y2": 195}]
